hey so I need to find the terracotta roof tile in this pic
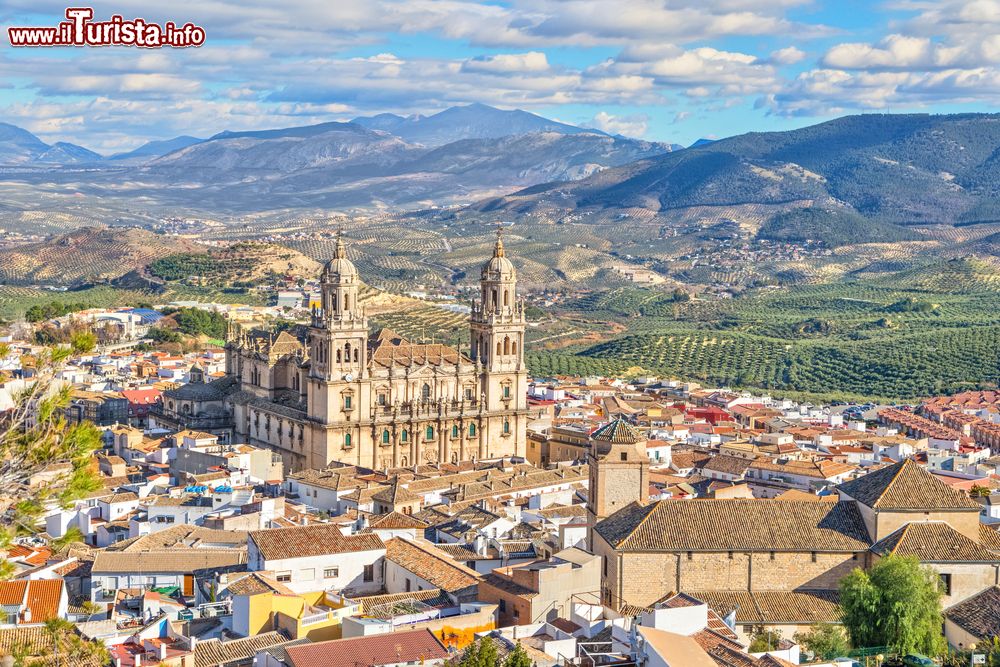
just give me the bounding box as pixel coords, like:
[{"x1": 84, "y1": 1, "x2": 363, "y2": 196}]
[
  {"x1": 946, "y1": 586, "x2": 1000, "y2": 639},
  {"x1": 595, "y1": 499, "x2": 870, "y2": 553},
  {"x1": 384, "y1": 538, "x2": 479, "y2": 593},
  {"x1": 285, "y1": 628, "x2": 448, "y2": 667},
  {"x1": 250, "y1": 525, "x2": 384, "y2": 561},
  {"x1": 837, "y1": 459, "x2": 980, "y2": 510},
  {"x1": 871, "y1": 521, "x2": 1000, "y2": 562}
]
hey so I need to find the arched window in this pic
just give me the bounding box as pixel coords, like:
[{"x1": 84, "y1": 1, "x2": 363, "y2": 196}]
[
  {"x1": 332, "y1": 294, "x2": 338, "y2": 312},
  {"x1": 425, "y1": 426, "x2": 434, "y2": 440},
  {"x1": 422, "y1": 383, "x2": 431, "y2": 400},
  {"x1": 401, "y1": 456, "x2": 408, "y2": 467},
  {"x1": 344, "y1": 342, "x2": 351, "y2": 358},
  {"x1": 336, "y1": 349, "x2": 342, "y2": 363},
  {"x1": 452, "y1": 425, "x2": 459, "y2": 438},
  {"x1": 491, "y1": 289, "x2": 498, "y2": 308},
  {"x1": 504, "y1": 290, "x2": 509, "y2": 307},
  {"x1": 401, "y1": 429, "x2": 408, "y2": 442},
  {"x1": 496, "y1": 341, "x2": 502, "y2": 356},
  {"x1": 344, "y1": 433, "x2": 352, "y2": 447},
  {"x1": 469, "y1": 423, "x2": 476, "y2": 437},
  {"x1": 503, "y1": 336, "x2": 510, "y2": 355},
  {"x1": 344, "y1": 294, "x2": 350, "y2": 310},
  {"x1": 503, "y1": 420, "x2": 510, "y2": 434},
  {"x1": 353, "y1": 347, "x2": 359, "y2": 362},
  {"x1": 382, "y1": 429, "x2": 390, "y2": 444}
]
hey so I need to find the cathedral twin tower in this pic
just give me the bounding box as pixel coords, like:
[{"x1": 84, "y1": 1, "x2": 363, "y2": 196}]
[{"x1": 227, "y1": 231, "x2": 528, "y2": 472}]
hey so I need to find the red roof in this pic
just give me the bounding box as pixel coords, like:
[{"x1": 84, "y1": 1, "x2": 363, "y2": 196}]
[
  {"x1": 121, "y1": 388, "x2": 162, "y2": 404},
  {"x1": 285, "y1": 629, "x2": 448, "y2": 667}
]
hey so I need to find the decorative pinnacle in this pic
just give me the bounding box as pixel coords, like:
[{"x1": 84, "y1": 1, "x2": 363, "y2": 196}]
[
  {"x1": 495, "y1": 222, "x2": 506, "y2": 257},
  {"x1": 334, "y1": 228, "x2": 346, "y2": 259}
]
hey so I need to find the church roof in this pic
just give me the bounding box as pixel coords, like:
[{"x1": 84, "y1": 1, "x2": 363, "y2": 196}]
[
  {"x1": 594, "y1": 499, "x2": 871, "y2": 553},
  {"x1": 591, "y1": 418, "x2": 643, "y2": 444},
  {"x1": 870, "y1": 521, "x2": 1000, "y2": 562},
  {"x1": 368, "y1": 329, "x2": 470, "y2": 368},
  {"x1": 163, "y1": 375, "x2": 238, "y2": 401},
  {"x1": 837, "y1": 459, "x2": 980, "y2": 511}
]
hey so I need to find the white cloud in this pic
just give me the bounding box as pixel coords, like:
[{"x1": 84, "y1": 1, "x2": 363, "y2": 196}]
[
  {"x1": 769, "y1": 46, "x2": 807, "y2": 65},
  {"x1": 462, "y1": 52, "x2": 550, "y2": 73},
  {"x1": 586, "y1": 111, "x2": 649, "y2": 137}
]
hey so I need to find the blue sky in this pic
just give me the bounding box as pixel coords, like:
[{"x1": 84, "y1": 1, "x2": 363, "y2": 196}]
[{"x1": 2, "y1": 0, "x2": 999, "y2": 153}]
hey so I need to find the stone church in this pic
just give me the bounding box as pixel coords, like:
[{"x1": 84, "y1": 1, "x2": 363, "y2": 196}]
[{"x1": 157, "y1": 233, "x2": 528, "y2": 471}]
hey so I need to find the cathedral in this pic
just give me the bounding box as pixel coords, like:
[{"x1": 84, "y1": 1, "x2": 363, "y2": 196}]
[{"x1": 156, "y1": 233, "x2": 528, "y2": 472}]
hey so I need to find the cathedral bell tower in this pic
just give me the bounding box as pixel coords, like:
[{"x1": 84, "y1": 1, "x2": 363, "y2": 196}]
[
  {"x1": 308, "y1": 236, "x2": 368, "y2": 438},
  {"x1": 470, "y1": 228, "x2": 526, "y2": 373}
]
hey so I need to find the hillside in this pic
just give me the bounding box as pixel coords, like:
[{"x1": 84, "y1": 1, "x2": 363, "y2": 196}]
[
  {"x1": 0, "y1": 227, "x2": 206, "y2": 285},
  {"x1": 468, "y1": 113, "x2": 1000, "y2": 230}
]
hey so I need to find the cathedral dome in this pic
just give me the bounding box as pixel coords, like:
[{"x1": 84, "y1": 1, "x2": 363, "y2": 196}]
[
  {"x1": 323, "y1": 235, "x2": 358, "y2": 280},
  {"x1": 481, "y1": 234, "x2": 515, "y2": 278}
]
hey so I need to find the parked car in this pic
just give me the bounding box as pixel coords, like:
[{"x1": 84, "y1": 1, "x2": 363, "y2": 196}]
[
  {"x1": 831, "y1": 658, "x2": 861, "y2": 667},
  {"x1": 902, "y1": 655, "x2": 937, "y2": 667}
]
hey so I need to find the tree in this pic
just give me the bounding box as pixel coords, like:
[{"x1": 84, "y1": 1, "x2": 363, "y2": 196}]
[
  {"x1": 504, "y1": 644, "x2": 533, "y2": 667},
  {"x1": 0, "y1": 334, "x2": 102, "y2": 578},
  {"x1": 970, "y1": 484, "x2": 991, "y2": 498},
  {"x1": 748, "y1": 628, "x2": 782, "y2": 653},
  {"x1": 840, "y1": 555, "x2": 946, "y2": 656},
  {"x1": 458, "y1": 638, "x2": 500, "y2": 667},
  {"x1": 793, "y1": 624, "x2": 850, "y2": 660}
]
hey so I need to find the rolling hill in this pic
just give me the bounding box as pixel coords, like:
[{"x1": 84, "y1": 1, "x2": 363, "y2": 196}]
[{"x1": 0, "y1": 227, "x2": 206, "y2": 286}]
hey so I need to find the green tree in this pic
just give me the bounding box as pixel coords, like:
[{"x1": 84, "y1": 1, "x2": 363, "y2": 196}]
[
  {"x1": 748, "y1": 628, "x2": 782, "y2": 653},
  {"x1": 504, "y1": 643, "x2": 533, "y2": 667},
  {"x1": 793, "y1": 624, "x2": 850, "y2": 660},
  {"x1": 0, "y1": 334, "x2": 102, "y2": 578},
  {"x1": 840, "y1": 555, "x2": 946, "y2": 656},
  {"x1": 459, "y1": 638, "x2": 500, "y2": 667}
]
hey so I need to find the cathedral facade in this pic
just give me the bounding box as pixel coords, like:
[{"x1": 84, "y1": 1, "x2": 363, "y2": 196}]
[{"x1": 218, "y1": 234, "x2": 528, "y2": 471}]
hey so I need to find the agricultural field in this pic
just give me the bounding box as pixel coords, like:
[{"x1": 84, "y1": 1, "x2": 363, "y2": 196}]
[{"x1": 533, "y1": 262, "x2": 1000, "y2": 400}]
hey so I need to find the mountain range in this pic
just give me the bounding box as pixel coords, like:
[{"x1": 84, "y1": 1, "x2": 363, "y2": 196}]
[
  {"x1": 0, "y1": 105, "x2": 676, "y2": 210},
  {"x1": 468, "y1": 113, "x2": 1000, "y2": 235}
]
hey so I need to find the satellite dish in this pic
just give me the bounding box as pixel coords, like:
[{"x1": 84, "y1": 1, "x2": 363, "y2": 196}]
[{"x1": 344, "y1": 373, "x2": 354, "y2": 382}]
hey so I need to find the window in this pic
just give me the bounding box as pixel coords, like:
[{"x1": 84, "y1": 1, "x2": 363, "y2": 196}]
[
  {"x1": 344, "y1": 433, "x2": 352, "y2": 448},
  {"x1": 811, "y1": 552, "x2": 817, "y2": 563},
  {"x1": 940, "y1": 573, "x2": 952, "y2": 596},
  {"x1": 452, "y1": 425, "x2": 459, "y2": 438},
  {"x1": 378, "y1": 393, "x2": 387, "y2": 406},
  {"x1": 727, "y1": 551, "x2": 734, "y2": 560},
  {"x1": 363, "y1": 565, "x2": 375, "y2": 582},
  {"x1": 344, "y1": 395, "x2": 352, "y2": 409},
  {"x1": 382, "y1": 430, "x2": 390, "y2": 444},
  {"x1": 469, "y1": 424, "x2": 476, "y2": 437},
  {"x1": 422, "y1": 383, "x2": 431, "y2": 400},
  {"x1": 426, "y1": 426, "x2": 434, "y2": 441},
  {"x1": 276, "y1": 571, "x2": 291, "y2": 583},
  {"x1": 401, "y1": 429, "x2": 408, "y2": 442},
  {"x1": 498, "y1": 599, "x2": 506, "y2": 613},
  {"x1": 300, "y1": 568, "x2": 315, "y2": 580},
  {"x1": 770, "y1": 552, "x2": 775, "y2": 561},
  {"x1": 620, "y1": 452, "x2": 628, "y2": 461},
  {"x1": 503, "y1": 385, "x2": 511, "y2": 398},
  {"x1": 405, "y1": 579, "x2": 412, "y2": 592},
  {"x1": 465, "y1": 388, "x2": 473, "y2": 400},
  {"x1": 503, "y1": 420, "x2": 510, "y2": 434},
  {"x1": 686, "y1": 552, "x2": 692, "y2": 560},
  {"x1": 324, "y1": 567, "x2": 339, "y2": 579}
]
